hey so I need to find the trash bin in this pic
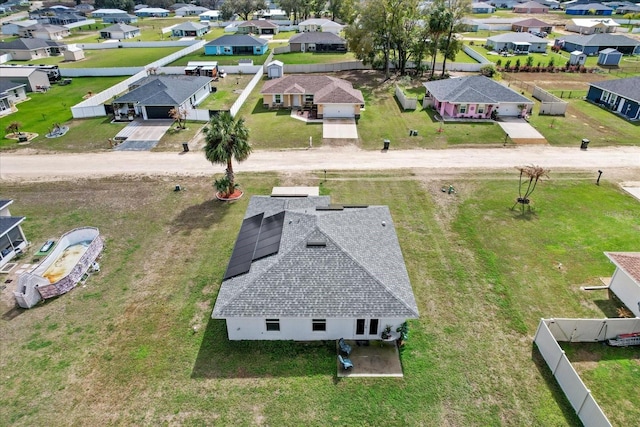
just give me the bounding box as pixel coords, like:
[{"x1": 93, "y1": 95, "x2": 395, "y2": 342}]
[
  {"x1": 18, "y1": 136, "x2": 28, "y2": 142},
  {"x1": 182, "y1": 143, "x2": 189, "y2": 152},
  {"x1": 383, "y1": 139, "x2": 390, "y2": 150},
  {"x1": 580, "y1": 138, "x2": 589, "y2": 150}
]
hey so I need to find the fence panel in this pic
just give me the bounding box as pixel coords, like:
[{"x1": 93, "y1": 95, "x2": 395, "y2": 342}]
[
  {"x1": 395, "y1": 85, "x2": 417, "y2": 110},
  {"x1": 186, "y1": 109, "x2": 211, "y2": 122},
  {"x1": 230, "y1": 66, "x2": 263, "y2": 117},
  {"x1": 463, "y1": 45, "x2": 491, "y2": 64}
]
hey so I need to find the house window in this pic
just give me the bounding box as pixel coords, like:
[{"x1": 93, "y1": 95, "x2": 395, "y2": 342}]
[
  {"x1": 274, "y1": 94, "x2": 282, "y2": 104},
  {"x1": 266, "y1": 319, "x2": 280, "y2": 331},
  {"x1": 458, "y1": 104, "x2": 468, "y2": 114},
  {"x1": 477, "y1": 104, "x2": 485, "y2": 114},
  {"x1": 368, "y1": 319, "x2": 379, "y2": 335},
  {"x1": 304, "y1": 94, "x2": 314, "y2": 103},
  {"x1": 356, "y1": 319, "x2": 365, "y2": 335},
  {"x1": 312, "y1": 319, "x2": 326, "y2": 331}
]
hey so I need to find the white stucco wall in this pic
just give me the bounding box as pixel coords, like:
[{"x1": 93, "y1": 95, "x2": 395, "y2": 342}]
[
  {"x1": 609, "y1": 268, "x2": 640, "y2": 317},
  {"x1": 224, "y1": 317, "x2": 408, "y2": 341}
]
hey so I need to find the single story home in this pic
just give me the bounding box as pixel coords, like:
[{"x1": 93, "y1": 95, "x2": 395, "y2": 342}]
[
  {"x1": 0, "y1": 200, "x2": 28, "y2": 270},
  {"x1": 100, "y1": 23, "x2": 141, "y2": 40},
  {"x1": 102, "y1": 14, "x2": 138, "y2": 24},
  {"x1": 565, "y1": 4, "x2": 614, "y2": 15},
  {"x1": 255, "y1": 8, "x2": 288, "y2": 20},
  {"x1": 0, "y1": 81, "x2": 27, "y2": 116},
  {"x1": 463, "y1": 17, "x2": 522, "y2": 32},
  {"x1": 297, "y1": 18, "x2": 344, "y2": 34},
  {"x1": 0, "y1": 67, "x2": 51, "y2": 91},
  {"x1": 18, "y1": 23, "x2": 70, "y2": 40},
  {"x1": 212, "y1": 194, "x2": 419, "y2": 341},
  {"x1": 486, "y1": 32, "x2": 548, "y2": 53},
  {"x1": 111, "y1": 75, "x2": 212, "y2": 121},
  {"x1": 175, "y1": 6, "x2": 209, "y2": 16},
  {"x1": 204, "y1": 34, "x2": 268, "y2": 55},
  {"x1": 511, "y1": 18, "x2": 553, "y2": 34},
  {"x1": 91, "y1": 8, "x2": 127, "y2": 18},
  {"x1": 288, "y1": 32, "x2": 347, "y2": 53},
  {"x1": 260, "y1": 74, "x2": 365, "y2": 119},
  {"x1": 586, "y1": 76, "x2": 640, "y2": 120},
  {"x1": 554, "y1": 33, "x2": 640, "y2": 55},
  {"x1": 74, "y1": 3, "x2": 94, "y2": 13},
  {"x1": 46, "y1": 12, "x2": 87, "y2": 26},
  {"x1": 134, "y1": 7, "x2": 170, "y2": 17},
  {"x1": 171, "y1": 21, "x2": 209, "y2": 38},
  {"x1": 2, "y1": 19, "x2": 38, "y2": 36},
  {"x1": 471, "y1": 2, "x2": 496, "y2": 13},
  {"x1": 236, "y1": 19, "x2": 279, "y2": 35},
  {"x1": 199, "y1": 10, "x2": 222, "y2": 22},
  {"x1": 616, "y1": 4, "x2": 640, "y2": 14},
  {"x1": 423, "y1": 75, "x2": 534, "y2": 119},
  {"x1": 513, "y1": 1, "x2": 549, "y2": 13},
  {"x1": 597, "y1": 47, "x2": 623, "y2": 65},
  {"x1": 604, "y1": 252, "x2": 640, "y2": 316},
  {"x1": 565, "y1": 18, "x2": 620, "y2": 34},
  {"x1": 0, "y1": 38, "x2": 66, "y2": 60}
]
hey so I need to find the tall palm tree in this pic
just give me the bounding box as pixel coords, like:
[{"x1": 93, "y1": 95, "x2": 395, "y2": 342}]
[{"x1": 203, "y1": 112, "x2": 252, "y2": 197}]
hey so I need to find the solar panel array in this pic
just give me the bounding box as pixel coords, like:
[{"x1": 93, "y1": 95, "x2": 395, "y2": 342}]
[{"x1": 223, "y1": 211, "x2": 286, "y2": 280}]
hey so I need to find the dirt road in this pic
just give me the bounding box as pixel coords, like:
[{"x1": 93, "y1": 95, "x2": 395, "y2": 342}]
[{"x1": 1, "y1": 145, "x2": 639, "y2": 183}]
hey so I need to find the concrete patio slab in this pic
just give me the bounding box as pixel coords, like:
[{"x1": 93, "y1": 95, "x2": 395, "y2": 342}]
[
  {"x1": 621, "y1": 184, "x2": 640, "y2": 202},
  {"x1": 337, "y1": 340, "x2": 403, "y2": 378},
  {"x1": 323, "y1": 118, "x2": 358, "y2": 140},
  {"x1": 114, "y1": 119, "x2": 173, "y2": 151},
  {"x1": 498, "y1": 118, "x2": 547, "y2": 144}
]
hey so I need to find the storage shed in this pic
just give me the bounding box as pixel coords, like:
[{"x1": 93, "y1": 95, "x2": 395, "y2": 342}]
[
  {"x1": 266, "y1": 60, "x2": 284, "y2": 79},
  {"x1": 598, "y1": 48, "x2": 622, "y2": 66},
  {"x1": 569, "y1": 50, "x2": 587, "y2": 65}
]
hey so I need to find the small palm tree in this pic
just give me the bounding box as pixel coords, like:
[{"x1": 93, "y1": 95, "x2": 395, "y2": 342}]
[{"x1": 203, "y1": 112, "x2": 251, "y2": 198}]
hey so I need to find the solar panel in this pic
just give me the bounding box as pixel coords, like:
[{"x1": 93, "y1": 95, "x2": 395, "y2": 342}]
[
  {"x1": 253, "y1": 211, "x2": 285, "y2": 260},
  {"x1": 223, "y1": 213, "x2": 263, "y2": 280}
]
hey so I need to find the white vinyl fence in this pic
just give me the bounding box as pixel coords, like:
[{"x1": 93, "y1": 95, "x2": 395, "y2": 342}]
[
  {"x1": 534, "y1": 317, "x2": 640, "y2": 427},
  {"x1": 463, "y1": 45, "x2": 491, "y2": 64},
  {"x1": 395, "y1": 85, "x2": 417, "y2": 110},
  {"x1": 230, "y1": 65, "x2": 264, "y2": 117},
  {"x1": 532, "y1": 87, "x2": 568, "y2": 116}
]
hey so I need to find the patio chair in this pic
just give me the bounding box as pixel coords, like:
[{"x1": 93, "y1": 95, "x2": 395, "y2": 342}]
[
  {"x1": 338, "y1": 338, "x2": 352, "y2": 356},
  {"x1": 338, "y1": 354, "x2": 353, "y2": 370}
]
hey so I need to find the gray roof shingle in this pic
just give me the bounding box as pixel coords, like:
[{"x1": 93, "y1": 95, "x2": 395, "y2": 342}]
[
  {"x1": 487, "y1": 32, "x2": 547, "y2": 43},
  {"x1": 289, "y1": 32, "x2": 346, "y2": 44},
  {"x1": 206, "y1": 34, "x2": 267, "y2": 47},
  {"x1": 113, "y1": 75, "x2": 211, "y2": 106},
  {"x1": 0, "y1": 38, "x2": 65, "y2": 51},
  {"x1": 261, "y1": 75, "x2": 364, "y2": 104},
  {"x1": 589, "y1": 76, "x2": 640, "y2": 103},
  {"x1": 423, "y1": 75, "x2": 533, "y2": 104},
  {"x1": 0, "y1": 216, "x2": 24, "y2": 237},
  {"x1": 560, "y1": 33, "x2": 639, "y2": 47},
  {"x1": 212, "y1": 196, "x2": 419, "y2": 319},
  {"x1": 101, "y1": 23, "x2": 139, "y2": 32}
]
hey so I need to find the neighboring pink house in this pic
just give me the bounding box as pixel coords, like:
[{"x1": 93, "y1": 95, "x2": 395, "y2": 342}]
[{"x1": 423, "y1": 75, "x2": 534, "y2": 119}]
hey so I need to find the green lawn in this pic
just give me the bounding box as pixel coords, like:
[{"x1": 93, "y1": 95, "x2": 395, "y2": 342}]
[
  {"x1": 169, "y1": 51, "x2": 272, "y2": 66},
  {"x1": 7, "y1": 47, "x2": 183, "y2": 68},
  {"x1": 0, "y1": 77, "x2": 128, "y2": 150},
  {"x1": 273, "y1": 51, "x2": 356, "y2": 64},
  {"x1": 1, "y1": 173, "x2": 639, "y2": 425}
]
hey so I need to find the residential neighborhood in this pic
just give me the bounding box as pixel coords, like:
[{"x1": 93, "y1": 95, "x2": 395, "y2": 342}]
[{"x1": 0, "y1": 0, "x2": 639, "y2": 425}]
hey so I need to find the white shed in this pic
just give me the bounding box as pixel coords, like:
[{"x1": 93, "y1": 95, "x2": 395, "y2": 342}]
[
  {"x1": 63, "y1": 45, "x2": 85, "y2": 61},
  {"x1": 569, "y1": 50, "x2": 586, "y2": 66},
  {"x1": 266, "y1": 60, "x2": 284, "y2": 79},
  {"x1": 605, "y1": 252, "x2": 640, "y2": 317}
]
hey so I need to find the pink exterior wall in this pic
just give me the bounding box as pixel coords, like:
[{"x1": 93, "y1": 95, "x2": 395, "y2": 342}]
[{"x1": 438, "y1": 101, "x2": 494, "y2": 118}]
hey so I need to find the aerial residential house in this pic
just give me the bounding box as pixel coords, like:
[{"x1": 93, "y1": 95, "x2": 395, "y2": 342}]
[
  {"x1": 586, "y1": 76, "x2": 640, "y2": 120},
  {"x1": 135, "y1": 7, "x2": 170, "y2": 17},
  {"x1": 91, "y1": 8, "x2": 127, "y2": 18},
  {"x1": 0, "y1": 67, "x2": 50, "y2": 92},
  {"x1": 204, "y1": 34, "x2": 269, "y2": 55},
  {"x1": 0, "y1": 38, "x2": 66, "y2": 60},
  {"x1": 46, "y1": 11, "x2": 87, "y2": 26},
  {"x1": 100, "y1": 23, "x2": 141, "y2": 40},
  {"x1": 511, "y1": 18, "x2": 553, "y2": 34},
  {"x1": 604, "y1": 252, "x2": 640, "y2": 317},
  {"x1": 111, "y1": 75, "x2": 212, "y2": 121},
  {"x1": 18, "y1": 23, "x2": 70, "y2": 40},
  {"x1": 255, "y1": 8, "x2": 288, "y2": 20},
  {"x1": 0, "y1": 200, "x2": 28, "y2": 270},
  {"x1": 212, "y1": 194, "x2": 419, "y2": 341},
  {"x1": 565, "y1": 4, "x2": 614, "y2": 15},
  {"x1": 513, "y1": 1, "x2": 549, "y2": 13},
  {"x1": 423, "y1": 75, "x2": 534, "y2": 118},
  {"x1": 486, "y1": 32, "x2": 548, "y2": 53},
  {"x1": 102, "y1": 13, "x2": 138, "y2": 24},
  {"x1": 288, "y1": 32, "x2": 347, "y2": 52},
  {"x1": 0, "y1": 81, "x2": 27, "y2": 116},
  {"x1": 471, "y1": 2, "x2": 496, "y2": 13},
  {"x1": 260, "y1": 74, "x2": 364, "y2": 119},
  {"x1": 616, "y1": 4, "x2": 640, "y2": 14},
  {"x1": 237, "y1": 19, "x2": 279, "y2": 35},
  {"x1": 199, "y1": 10, "x2": 222, "y2": 23},
  {"x1": 75, "y1": 3, "x2": 95, "y2": 13},
  {"x1": 297, "y1": 18, "x2": 344, "y2": 34},
  {"x1": 565, "y1": 18, "x2": 620, "y2": 34},
  {"x1": 554, "y1": 33, "x2": 640, "y2": 55},
  {"x1": 172, "y1": 21, "x2": 209, "y2": 38},
  {"x1": 175, "y1": 6, "x2": 209, "y2": 16},
  {"x1": 2, "y1": 19, "x2": 38, "y2": 36}
]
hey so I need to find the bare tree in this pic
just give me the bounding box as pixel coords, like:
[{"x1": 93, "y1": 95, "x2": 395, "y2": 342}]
[
  {"x1": 168, "y1": 107, "x2": 188, "y2": 129},
  {"x1": 512, "y1": 165, "x2": 549, "y2": 213}
]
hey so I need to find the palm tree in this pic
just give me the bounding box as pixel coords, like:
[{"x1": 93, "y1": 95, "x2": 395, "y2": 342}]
[{"x1": 203, "y1": 112, "x2": 252, "y2": 197}]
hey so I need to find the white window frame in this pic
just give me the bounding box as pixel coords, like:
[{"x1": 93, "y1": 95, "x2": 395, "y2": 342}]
[
  {"x1": 312, "y1": 319, "x2": 326, "y2": 332},
  {"x1": 458, "y1": 104, "x2": 468, "y2": 114},
  {"x1": 266, "y1": 318, "x2": 280, "y2": 331},
  {"x1": 477, "y1": 104, "x2": 485, "y2": 114},
  {"x1": 274, "y1": 94, "x2": 282, "y2": 104}
]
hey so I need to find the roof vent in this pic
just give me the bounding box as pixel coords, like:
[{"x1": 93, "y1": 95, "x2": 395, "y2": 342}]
[{"x1": 306, "y1": 240, "x2": 326, "y2": 247}]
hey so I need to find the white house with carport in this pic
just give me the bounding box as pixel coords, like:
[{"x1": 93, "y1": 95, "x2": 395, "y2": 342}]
[
  {"x1": 100, "y1": 23, "x2": 140, "y2": 40},
  {"x1": 171, "y1": 21, "x2": 209, "y2": 38},
  {"x1": 486, "y1": 32, "x2": 548, "y2": 53},
  {"x1": 0, "y1": 200, "x2": 28, "y2": 270},
  {"x1": 212, "y1": 194, "x2": 419, "y2": 341},
  {"x1": 111, "y1": 75, "x2": 212, "y2": 121},
  {"x1": 605, "y1": 252, "x2": 640, "y2": 317},
  {"x1": 565, "y1": 18, "x2": 620, "y2": 35}
]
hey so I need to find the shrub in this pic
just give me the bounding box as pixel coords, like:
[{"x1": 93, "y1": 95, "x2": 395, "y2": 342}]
[{"x1": 480, "y1": 64, "x2": 497, "y2": 77}]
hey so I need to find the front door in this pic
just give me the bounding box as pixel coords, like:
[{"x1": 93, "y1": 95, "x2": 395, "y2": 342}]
[{"x1": 355, "y1": 318, "x2": 379, "y2": 338}]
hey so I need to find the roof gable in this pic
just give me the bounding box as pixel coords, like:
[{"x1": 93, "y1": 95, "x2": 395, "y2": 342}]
[
  {"x1": 113, "y1": 75, "x2": 211, "y2": 106},
  {"x1": 424, "y1": 75, "x2": 533, "y2": 104},
  {"x1": 606, "y1": 252, "x2": 640, "y2": 285},
  {"x1": 488, "y1": 32, "x2": 547, "y2": 43},
  {"x1": 261, "y1": 75, "x2": 364, "y2": 103},
  {"x1": 239, "y1": 19, "x2": 278, "y2": 28}
]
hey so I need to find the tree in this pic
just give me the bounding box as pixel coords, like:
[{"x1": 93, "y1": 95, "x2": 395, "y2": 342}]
[
  {"x1": 203, "y1": 113, "x2": 252, "y2": 198},
  {"x1": 512, "y1": 165, "x2": 549, "y2": 213},
  {"x1": 94, "y1": 0, "x2": 135, "y2": 11},
  {"x1": 388, "y1": 0, "x2": 420, "y2": 75},
  {"x1": 425, "y1": 1, "x2": 451, "y2": 79},
  {"x1": 5, "y1": 121, "x2": 22, "y2": 136},
  {"x1": 168, "y1": 107, "x2": 188, "y2": 130},
  {"x1": 439, "y1": 0, "x2": 470, "y2": 77},
  {"x1": 223, "y1": 0, "x2": 267, "y2": 21}
]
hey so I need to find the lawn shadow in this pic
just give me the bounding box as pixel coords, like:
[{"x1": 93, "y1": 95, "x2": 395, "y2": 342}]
[
  {"x1": 559, "y1": 341, "x2": 640, "y2": 363},
  {"x1": 250, "y1": 98, "x2": 272, "y2": 115},
  {"x1": 191, "y1": 317, "x2": 334, "y2": 378},
  {"x1": 169, "y1": 198, "x2": 235, "y2": 235},
  {"x1": 592, "y1": 297, "x2": 621, "y2": 318},
  {"x1": 2, "y1": 304, "x2": 26, "y2": 321},
  {"x1": 530, "y1": 344, "x2": 582, "y2": 426}
]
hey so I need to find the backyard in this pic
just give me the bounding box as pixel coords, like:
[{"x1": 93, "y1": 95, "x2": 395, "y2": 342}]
[
  {"x1": 1, "y1": 170, "x2": 639, "y2": 426},
  {"x1": 6, "y1": 47, "x2": 183, "y2": 68}
]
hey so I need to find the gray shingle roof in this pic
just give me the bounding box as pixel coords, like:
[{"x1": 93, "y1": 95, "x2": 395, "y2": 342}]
[
  {"x1": 487, "y1": 32, "x2": 547, "y2": 43},
  {"x1": 0, "y1": 38, "x2": 65, "y2": 51},
  {"x1": 567, "y1": 3, "x2": 613, "y2": 10},
  {"x1": 423, "y1": 75, "x2": 533, "y2": 104},
  {"x1": 0, "y1": 216, "x2": 24, "y2": 237},
  {"x1": 212, "y1": 196, "x2": 419, "y2": 319},
  {"x1": 289, "y1": 32, "x2": 346, "y2": 44},
  {"x1": 102, "y1": 23, "x2": 139, "y2": 32},
  {"x1": 113, "y1": 75, "x2": 211, "y2": 106},
  {"x1": 238, "y1": 19, "x2": 278, "y2": 28},
  {"x1": 514, "y1": 1, "x2": 549, "y2": 9},
  {"x1": 173, "y1": 21, "x2": 208, "y2": 31},
  {"x1": 560, "y1": 33, "x2": 640, "y2": 47},
  {"x1": 589, "y1": 76, "x2": 640, "y2": 103},
  {"x1": 206, "y1": 34, "x2": 267, "y2": 47},
  {"x1": 0, "y1": 81, "x2": 25, "y2": 93},
  {"x1": 513, "y1": 18, "x2": 552, "y2": 27},
  {"x1": 261, "y1": 75, "x2": 364, "y2": 104}
]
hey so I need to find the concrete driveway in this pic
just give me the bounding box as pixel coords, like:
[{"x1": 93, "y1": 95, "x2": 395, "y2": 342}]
[
  {"x1": 323, "y1": 118, "x2": 359, "y2": 140},
  {"x1": 114, "y1": 119, "x2": 173, "y2": 151},
  {"x1": 498, "y1": 117, "x2": 547, "y2": 144}
]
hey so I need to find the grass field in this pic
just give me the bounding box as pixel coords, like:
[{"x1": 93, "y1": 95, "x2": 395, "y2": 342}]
[
  {"x1": 1, "y1": 172, "x2": 639, "y2": 426},
  {"x1": 6, "y1": 47, "x2": 183, "y2": 68}
]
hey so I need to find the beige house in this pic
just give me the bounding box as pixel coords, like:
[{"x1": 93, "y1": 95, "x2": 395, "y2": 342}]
[
  {"x1": 0, "y1": 38, "x2": 66, "y2": 60},
  {"x1": 0, "y1": 68, "x2": 50, "y2": 92},
  {"x1": 565, "y1": 18, "x2": 620, "y2": 35},
  {"x1": 18, "y1": 24, "x2": 70, "y2": 40},
  {"x1": 261, "y1": 74, "x2": 364, "y2": 119}
]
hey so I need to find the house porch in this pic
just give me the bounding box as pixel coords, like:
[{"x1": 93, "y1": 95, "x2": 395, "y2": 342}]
[{"x1": 337, "y1": 339, "x2": 403, "y2": 378}]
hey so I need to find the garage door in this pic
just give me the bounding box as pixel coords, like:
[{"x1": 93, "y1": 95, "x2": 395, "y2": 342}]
[
  {"x1": 323, "y1": 104, "x2": 354, "y2": 118},
  {"x1": 145, "y1": 106, "x2": 173, "y2": 119},
  {"x1": 498, "y1": 103, "x2": 521, "y2": 117}
]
